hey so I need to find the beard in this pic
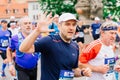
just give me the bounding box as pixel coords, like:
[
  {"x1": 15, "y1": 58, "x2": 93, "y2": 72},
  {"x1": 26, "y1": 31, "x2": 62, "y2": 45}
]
[
  {"x1": 23, "y1": 29, "x2": 32, "y2": 35},
  {"x1": 60, "y1": 33, "x2": 72, "y2": 43}
]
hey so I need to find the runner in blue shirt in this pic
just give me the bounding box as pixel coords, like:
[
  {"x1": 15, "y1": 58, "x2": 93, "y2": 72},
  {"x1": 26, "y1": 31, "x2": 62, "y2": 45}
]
[
  {"x1": 49, "y1": 14, "x2": 59, "y2": 35},
  {"x1": 7, "y1": 16, "x2": 40, "y2": 80},
  {"x1": 90, "y1": 17, "x2": 101, "y2": 40},
  {"x1": 0, "y1": 20, "x2": 11, "y2": 78},
  {"x1": 19, "y1": 12, "x2": 92, "y2": 80}
]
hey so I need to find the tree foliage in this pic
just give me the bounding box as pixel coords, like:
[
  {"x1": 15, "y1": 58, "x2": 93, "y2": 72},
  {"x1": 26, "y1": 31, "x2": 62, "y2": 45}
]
[
  {"x1": 38, "y1": 0, "x2": 77, "y2": 16},
  {"x1": 103, "y1": 0, "x2": 120, "y2": 21}
]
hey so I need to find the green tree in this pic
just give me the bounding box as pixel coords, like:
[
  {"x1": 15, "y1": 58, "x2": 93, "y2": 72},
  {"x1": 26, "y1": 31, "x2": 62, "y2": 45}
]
[
  {"x1": 38, "y1": 0, "x2": 77, "y2": 16},
  {"x1": 103, "y1": 0, "x2": 120, "y2": 21}
]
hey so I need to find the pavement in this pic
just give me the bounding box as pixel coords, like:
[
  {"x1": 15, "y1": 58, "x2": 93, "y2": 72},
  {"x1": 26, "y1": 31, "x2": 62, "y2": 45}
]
[{"x1": 0, "y1": 34, "x2": 119, "y2": 80}]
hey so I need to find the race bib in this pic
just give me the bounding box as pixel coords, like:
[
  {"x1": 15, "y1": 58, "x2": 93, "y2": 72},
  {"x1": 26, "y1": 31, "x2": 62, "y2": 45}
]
[
  {"x1": 1, "y1": 39, "x2": 9, "y2": 47},
  {"x1": 95, "y1": 29, "x2": 100, "y2": 34},
  {"x1": 104, "y1": 57, "x2": 115, "y2": 73},
  {"x1": 78, "y1": 32, "x2": 84, "y2": 37},
  {"x1": 0, "y1": 39, "x2": 9, "y2": 47},
  {"x1": 59, "y1": 70, "x2": 74, "y2": 80},
  {"x1": 103, "y1": 72, "x2": 116, "y2": 80}
]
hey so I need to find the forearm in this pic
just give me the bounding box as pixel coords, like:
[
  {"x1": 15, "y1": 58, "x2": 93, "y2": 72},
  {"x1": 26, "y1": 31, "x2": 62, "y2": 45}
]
[
  {"x1": 19, "y1": 28, "x2": 40, "y2": 53},
  {"x1": 79, "y1": 63, "x2": 98, "y2": 72},
  {"x1": 6, "y1": 47, "x2": 13, "y2": 63}
]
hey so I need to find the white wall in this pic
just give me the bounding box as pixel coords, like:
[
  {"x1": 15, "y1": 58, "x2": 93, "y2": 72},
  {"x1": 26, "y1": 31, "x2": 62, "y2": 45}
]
[{"x1": 28, "y1": 1, "x2": 42, "y2": 22}]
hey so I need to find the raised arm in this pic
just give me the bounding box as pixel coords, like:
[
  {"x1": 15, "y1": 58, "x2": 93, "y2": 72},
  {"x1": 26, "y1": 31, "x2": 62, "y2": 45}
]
[{"x1": 19, "y1": 12, "x2": 54, "y2": 53}]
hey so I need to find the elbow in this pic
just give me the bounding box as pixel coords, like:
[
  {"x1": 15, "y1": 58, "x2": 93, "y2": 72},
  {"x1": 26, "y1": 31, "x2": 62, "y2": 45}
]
[
  {"x1": 19, "y1": 44, "x2": 26, "y2": 53},
  {"x1": 19, "y1": 44, "x2": 35, "y2": 53}
]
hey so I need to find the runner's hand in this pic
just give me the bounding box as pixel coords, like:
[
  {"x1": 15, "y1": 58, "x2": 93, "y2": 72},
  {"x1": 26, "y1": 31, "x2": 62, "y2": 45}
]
[
  {"x1": 114, "y1": 65, "x2": 120, "y2": 72},
  {"x1": 36, "y1": 12, "x2": 55, "y2": 33},
  {"x1": 8, "y1": 65, "x2": 16, "y2": 76},
  {"x1": 97, "y1": 65, "x2": 109, "y2": 74},
  {"x1": 81, "y1": 67, "x2": 92, "y2": 77}
]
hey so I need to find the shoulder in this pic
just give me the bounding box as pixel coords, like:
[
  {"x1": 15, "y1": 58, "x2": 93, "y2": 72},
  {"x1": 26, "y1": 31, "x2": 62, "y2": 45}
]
[
  {"x1": 36, "y1": 35, "x2": 63, "y2": 46},
  {"x1": 11, "y1": 35, "x2": 18, "y2": 42},
  {"x1": 71, "y1": 41, "x2": 79, "y2": 50},
  {"x1": 7, "y1": 29, "x2": 12, "y2": 35},
  {"x1": 11, "y1": 35, "x2": 18, "y2": 39},
  {"x1": 35, "y1": 35, "x2": 55, "y2": 44},
  {"x1": 80, "y1": 40, "x2": 102, "y2": 63},
  {"x1": 82, "y1": 39, "x2": 102, "y2": 53}
]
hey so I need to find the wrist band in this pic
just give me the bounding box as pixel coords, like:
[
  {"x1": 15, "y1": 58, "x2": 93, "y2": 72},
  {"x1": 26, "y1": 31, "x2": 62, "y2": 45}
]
[
  {"x1": 81, "y1": 70, "x2": 84, "y2": 76},
  {"x1": 8, "y1": 62, "x2": 14, "y2": 66}
]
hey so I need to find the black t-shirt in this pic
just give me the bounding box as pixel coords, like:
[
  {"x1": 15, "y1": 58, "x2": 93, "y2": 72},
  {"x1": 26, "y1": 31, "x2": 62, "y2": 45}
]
[{"x1": 76, "y1": 25, "x2": 85, "y2": 33}]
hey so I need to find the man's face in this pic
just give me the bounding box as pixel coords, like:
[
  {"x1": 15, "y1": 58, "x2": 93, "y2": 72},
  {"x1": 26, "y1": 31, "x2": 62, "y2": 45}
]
[
  {"x1": 59, "y1": 20, "x2": 77, "y2": 41},
  {"x1": 102, "y1": 30, "x2": 117, "y2": 45},
  {"x1": 21, "y1": 18, "x2": 32, "y2": 34},
  {"x1": 1, "y1": 22, "x2": 7, "y2": 28}
]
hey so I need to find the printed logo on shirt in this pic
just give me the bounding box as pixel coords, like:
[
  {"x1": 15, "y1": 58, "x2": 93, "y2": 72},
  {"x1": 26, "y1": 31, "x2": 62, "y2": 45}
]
[
  {"x1": 104, "y1": 57, "x2": 115, "y2": 73},
  {"x1": 72, "y1": 53, "x2": 76, "y2": 56},
  {"x1": 59, "y1": 70, "x2": 74, "y2": 80}
]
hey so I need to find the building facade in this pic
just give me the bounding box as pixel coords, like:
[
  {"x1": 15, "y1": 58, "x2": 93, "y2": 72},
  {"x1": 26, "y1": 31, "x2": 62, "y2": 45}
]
[
  {"x1": 28, "y1": 0, "x2": 42, "y2": 22},
  {"x1": 0, "y1": 0, "x2": 29, "y2": 21},
  {"x1": 0, "y1": 0, "x2": 42, "y2": 22}
]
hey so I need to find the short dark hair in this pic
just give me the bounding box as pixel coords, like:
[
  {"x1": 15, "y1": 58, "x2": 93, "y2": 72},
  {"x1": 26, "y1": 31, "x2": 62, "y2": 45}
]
[{"x1": 1, "y1": 20, "x2": 7, "y2": 23}]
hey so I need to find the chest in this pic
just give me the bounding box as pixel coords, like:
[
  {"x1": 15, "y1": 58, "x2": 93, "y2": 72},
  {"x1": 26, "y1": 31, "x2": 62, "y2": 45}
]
[
  {"x1": 89, "y1": 45, "x2": 115, "y2": 65},
  {"x1": 0, "y1": 31, "x2": 10, "y2": 38},
  {"x1": 46, "y1": 42, "x2": 79, "y2": 66},
  {"x1": 92, "y1": 24, "x2": 101, "y2": 29},
  {"x1": 97, "y1": 45, "x2": 114, "y2": 59}
]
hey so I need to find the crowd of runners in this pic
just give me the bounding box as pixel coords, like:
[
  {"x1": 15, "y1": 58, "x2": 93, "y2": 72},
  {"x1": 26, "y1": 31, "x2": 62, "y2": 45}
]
[{"x1": 0, "y1": 12, "x2": 120, "y2": 80}]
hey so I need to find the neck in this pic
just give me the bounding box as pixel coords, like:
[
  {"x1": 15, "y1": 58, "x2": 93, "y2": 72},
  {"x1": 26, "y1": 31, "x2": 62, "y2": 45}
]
[
  {"x1": 2, "y1": 27, "x2": 7, "y2": 31},
  {"x1": 100, "y1": 38, "x2": 110, "y2": 46},
  {"x1": 59, "y1": 33, "x2": 71, "y2": 43},
  {"x1": 21, "y1": 32, "x2": 29, "y2": 38}
]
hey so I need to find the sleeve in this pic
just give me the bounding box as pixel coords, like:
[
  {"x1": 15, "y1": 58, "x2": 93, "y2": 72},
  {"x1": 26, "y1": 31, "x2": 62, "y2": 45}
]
[
  {"x1": 79, "y1": 42, "x2": 101, "y2": 63},
  {"x1": 82, "y1": 25, "x2": 86, "y2": 29},
  {"x1": 91, "y1": 24, "x2": 93, "y2": 29},
  {"x1": 76, "y1": 26, "x2": 79, "y2": 32},
  {"x1": 9, "y1": 36, "x2": 18, "y2": 52},
  {"x1": 34, "y1": 36, "x2": 52, "y2": 53}
]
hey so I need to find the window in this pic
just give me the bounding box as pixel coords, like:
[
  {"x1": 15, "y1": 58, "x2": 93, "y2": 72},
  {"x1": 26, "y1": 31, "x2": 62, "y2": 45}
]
[
  {"x1": 23, "y1": 8, "x2": 28, "y2": 13},
  {"x1": 33, "y1": 15, "x2": 35, "y2": 20},
  {"x1": 13, "y1": 9, "x2": 18, "y2": 13},
  {"x1": 33, "y1": 5, "x2": 35, "y2": 10},
  {"x1": 6, "y1": 9, "x2": 10, "y2": 14},
  {"x1": 33, "y1": 15, "x2": 39, "y2": 20},
  {"x1": 36, "y1": 5, "x2": 38, "y2": 10},
  {"x1": 33, "y1": 4, "x2": 39, "y2": 10}
]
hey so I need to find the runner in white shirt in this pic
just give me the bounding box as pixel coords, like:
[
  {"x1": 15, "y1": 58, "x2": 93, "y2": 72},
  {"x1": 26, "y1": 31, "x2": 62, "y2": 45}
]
[
  {"x1": 8, "y1": 22, "x2": 19, "y2": 36},
  {"x1": 79, "y1": 21, "x2": 120, "y2": 80}
]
